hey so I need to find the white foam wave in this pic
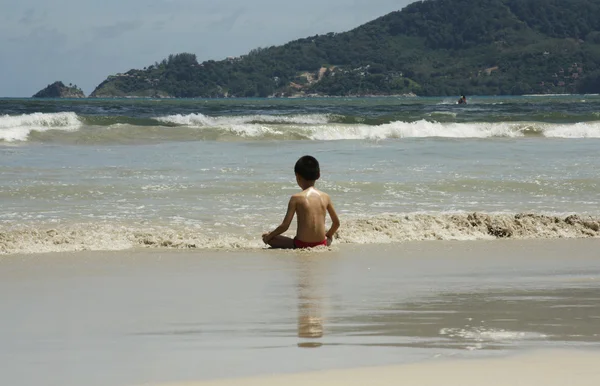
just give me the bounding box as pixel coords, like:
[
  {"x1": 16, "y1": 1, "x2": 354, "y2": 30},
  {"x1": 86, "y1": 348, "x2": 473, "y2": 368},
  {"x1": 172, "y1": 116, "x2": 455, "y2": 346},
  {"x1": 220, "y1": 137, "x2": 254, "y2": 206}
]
[
  {"x1": 307, "y1": 120, "x2": 529, "y2": 140},
  {"x1": 155, "y1": 113, "x2": 331, "y2": 127},
  {"x1": 335, "y1": 212, "x2": 600, "y2": 244},
  {"x1": 155, "y1": 116, "x2": 600, "y2": 140},
  {"x1": 227, "y1": 124, "x2": 283, "y2": 137},
  {"x1": 1, "y1": 213, "x2": 598, "y2": 255},
  {"x1": 317, "y1": 120, "x2": 600, "y2": 139},
  {"x1": 0, "y1": 112, "x2": 81, "y2": 141},
  {"x1": 4, "y1": 112, "x2": 599, "y2": 142},
  {"x1": 0, "y1": 223, "x2": 264, "y2": 255},
  {"x1": 543, "y1": 122, "x2": 600, "y2": 138}
]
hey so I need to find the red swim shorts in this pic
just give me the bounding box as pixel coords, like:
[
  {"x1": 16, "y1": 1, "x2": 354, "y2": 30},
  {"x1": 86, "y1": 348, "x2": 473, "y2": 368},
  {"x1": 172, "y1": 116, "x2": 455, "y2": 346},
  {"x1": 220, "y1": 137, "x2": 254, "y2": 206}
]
[{"x1": 293, "y1": 238, "x2": 328, "y2": 249}]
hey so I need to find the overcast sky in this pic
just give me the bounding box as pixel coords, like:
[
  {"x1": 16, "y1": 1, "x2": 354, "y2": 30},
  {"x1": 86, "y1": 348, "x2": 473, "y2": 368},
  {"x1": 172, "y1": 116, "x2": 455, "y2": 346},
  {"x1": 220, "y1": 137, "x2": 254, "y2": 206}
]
[{"x1": 0, "y1": 0, "x2": 416, "y2": 97}]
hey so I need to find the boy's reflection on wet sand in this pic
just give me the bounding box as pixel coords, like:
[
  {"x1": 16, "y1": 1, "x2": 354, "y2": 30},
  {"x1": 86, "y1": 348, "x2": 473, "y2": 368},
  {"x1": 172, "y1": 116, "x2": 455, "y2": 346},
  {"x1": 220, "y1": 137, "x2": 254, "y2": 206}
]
[{"x1": 296, "y1": 256, "x2": 326, "y2": 348}]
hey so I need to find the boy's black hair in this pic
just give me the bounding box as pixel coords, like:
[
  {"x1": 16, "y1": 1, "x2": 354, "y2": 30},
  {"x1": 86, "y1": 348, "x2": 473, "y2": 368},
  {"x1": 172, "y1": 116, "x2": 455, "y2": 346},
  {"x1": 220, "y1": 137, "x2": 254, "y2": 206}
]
[{"x1": 294, "y1": 155, "x2": 320, "y2": 181}]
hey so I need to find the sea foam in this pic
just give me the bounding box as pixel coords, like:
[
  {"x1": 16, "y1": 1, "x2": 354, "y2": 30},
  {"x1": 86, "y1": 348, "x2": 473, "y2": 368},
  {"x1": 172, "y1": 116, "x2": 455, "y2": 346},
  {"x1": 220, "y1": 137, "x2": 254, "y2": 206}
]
[
  {"x1": 0, "y1": 112, "x2": 81, "y2": 141},
  {"x1": 153, "y1": 114, "x2": 600, "y2": 140},
  {"x1": 1, "y1": 213, "x2": 598, "y2": 255},
  {"x1": 2, "y1": 111, "x2": 600, "y2": 143},
  {"x1": 155, "y1": 113, "x2": 331, "y2": 126}
]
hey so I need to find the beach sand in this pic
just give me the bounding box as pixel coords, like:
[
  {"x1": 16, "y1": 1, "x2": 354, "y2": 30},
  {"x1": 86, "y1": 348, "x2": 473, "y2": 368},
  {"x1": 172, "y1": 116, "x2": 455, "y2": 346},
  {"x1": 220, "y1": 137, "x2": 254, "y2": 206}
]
[
  {"x1": 155, "y1": 349, "x2": 600, "y2": 386},
  {"x1": 1, "y1": 239, "x2": 599, "y2": 386}
]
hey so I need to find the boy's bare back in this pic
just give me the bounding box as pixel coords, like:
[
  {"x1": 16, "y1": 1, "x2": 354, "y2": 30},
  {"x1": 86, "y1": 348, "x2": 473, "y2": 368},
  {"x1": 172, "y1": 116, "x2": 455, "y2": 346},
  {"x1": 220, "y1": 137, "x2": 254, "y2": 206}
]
[
  {"x1": 291, "y1": 187, "x2": 331, "y2": 243},
  {"x1": 262, "y1": 155, "x2": 340, "y2": 249}
]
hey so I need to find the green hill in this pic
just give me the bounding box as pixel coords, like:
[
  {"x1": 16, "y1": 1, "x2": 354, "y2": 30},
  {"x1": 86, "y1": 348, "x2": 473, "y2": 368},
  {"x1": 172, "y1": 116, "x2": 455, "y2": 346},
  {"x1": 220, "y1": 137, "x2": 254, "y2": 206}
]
[
  {"x1": 33, "y1": 81, "x2": 86, "y2": 98},
  {"x1": 90, "y1": 0, "x2": 600, "y2": 98}
]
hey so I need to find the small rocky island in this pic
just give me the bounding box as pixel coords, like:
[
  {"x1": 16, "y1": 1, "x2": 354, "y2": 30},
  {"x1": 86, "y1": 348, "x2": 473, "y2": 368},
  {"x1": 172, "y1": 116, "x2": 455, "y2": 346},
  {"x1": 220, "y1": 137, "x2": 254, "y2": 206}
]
[{"x1": 32, "y1": 81, "x2": 86, "y2": 98}]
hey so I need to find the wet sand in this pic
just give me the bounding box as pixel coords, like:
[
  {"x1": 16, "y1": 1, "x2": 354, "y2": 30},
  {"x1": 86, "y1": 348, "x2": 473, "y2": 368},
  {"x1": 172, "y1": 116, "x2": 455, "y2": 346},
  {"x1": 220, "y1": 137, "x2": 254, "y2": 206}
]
[
  {"x1": 157, "y1": 349, "x2": 600, "y2": 386},
  {"x1": 1, "y1": 239, "x2": 599, "y2": 386}
]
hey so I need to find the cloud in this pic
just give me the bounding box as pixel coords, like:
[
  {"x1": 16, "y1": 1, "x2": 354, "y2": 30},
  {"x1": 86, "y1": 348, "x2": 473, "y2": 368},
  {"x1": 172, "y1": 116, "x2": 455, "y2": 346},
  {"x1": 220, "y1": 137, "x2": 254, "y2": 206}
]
[
  {"x1": 152, "y1": 20, "x2": 166, "y2": 31},
  {"x1": 92, "y1": 20, "x2": 144, "y2": 40},
  {"x1": 16, "y1": 7, "x2": 49, "y2": 26},
  {"x1": 8, "y1": 25, "x2": 68, "y2": 49},
  {"x1": 209, "y1": 8, "x2": 246, "y2": 33},
  {"x1": 19, "y1": 8, "x2": 36, "y2": 24}
]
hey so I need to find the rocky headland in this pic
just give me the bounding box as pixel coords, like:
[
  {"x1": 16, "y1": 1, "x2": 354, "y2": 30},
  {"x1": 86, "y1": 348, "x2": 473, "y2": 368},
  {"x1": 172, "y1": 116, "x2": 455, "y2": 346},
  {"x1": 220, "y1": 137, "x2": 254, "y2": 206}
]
[{"x1": 33, "y1": 81, "x2": 86, "y2": 98}]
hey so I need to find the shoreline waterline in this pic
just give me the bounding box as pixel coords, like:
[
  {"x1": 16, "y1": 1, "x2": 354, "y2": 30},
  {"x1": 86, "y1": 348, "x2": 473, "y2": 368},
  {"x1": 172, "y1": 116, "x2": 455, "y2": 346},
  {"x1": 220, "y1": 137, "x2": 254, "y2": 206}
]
[{"x1": 1, "y1": 211, "x2": 599, "y2": 255}]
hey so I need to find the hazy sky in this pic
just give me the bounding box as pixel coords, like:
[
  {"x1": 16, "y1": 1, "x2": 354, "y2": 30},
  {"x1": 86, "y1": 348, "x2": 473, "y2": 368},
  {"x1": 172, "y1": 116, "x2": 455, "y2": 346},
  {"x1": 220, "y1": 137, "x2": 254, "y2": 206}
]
[{"x1": 0, "y1": 0, "x2": 415, "y2": 97}]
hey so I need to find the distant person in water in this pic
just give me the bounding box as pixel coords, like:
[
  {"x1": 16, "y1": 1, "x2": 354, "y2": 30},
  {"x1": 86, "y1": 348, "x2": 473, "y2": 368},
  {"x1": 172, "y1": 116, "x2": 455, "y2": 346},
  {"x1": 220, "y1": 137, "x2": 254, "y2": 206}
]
[
  {"x1": 262, "y1": 155, "x2": 340, "y2": 249},
  {"x1": 458, "y1": 95, "x2": 467, "y2": 104}
]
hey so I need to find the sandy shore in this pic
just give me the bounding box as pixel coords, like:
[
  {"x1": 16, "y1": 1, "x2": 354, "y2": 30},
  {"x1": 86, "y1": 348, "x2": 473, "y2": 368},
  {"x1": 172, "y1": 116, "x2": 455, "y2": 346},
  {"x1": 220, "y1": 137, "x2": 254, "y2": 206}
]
[
  {"x1": 153, "y1": 349, "x2": 600, "y2": 386},
  {"x1": 1, "y1": 239, "x2": 599, "y2": 386}
]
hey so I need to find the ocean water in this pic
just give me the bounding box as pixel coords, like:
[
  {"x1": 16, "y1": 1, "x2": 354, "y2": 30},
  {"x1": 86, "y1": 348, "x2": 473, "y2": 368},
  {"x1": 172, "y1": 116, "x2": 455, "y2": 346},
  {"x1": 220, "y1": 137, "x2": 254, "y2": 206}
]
[{"x1": 1, "y1": 95, "x2": 599, "y2": 254}]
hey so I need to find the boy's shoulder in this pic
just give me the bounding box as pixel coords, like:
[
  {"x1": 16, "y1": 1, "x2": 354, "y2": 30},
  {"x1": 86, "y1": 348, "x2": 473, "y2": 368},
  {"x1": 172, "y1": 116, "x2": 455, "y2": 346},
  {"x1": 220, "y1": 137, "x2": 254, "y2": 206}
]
[{"x1": 290, "y1": 188, "x2": 331, "y2": 200}]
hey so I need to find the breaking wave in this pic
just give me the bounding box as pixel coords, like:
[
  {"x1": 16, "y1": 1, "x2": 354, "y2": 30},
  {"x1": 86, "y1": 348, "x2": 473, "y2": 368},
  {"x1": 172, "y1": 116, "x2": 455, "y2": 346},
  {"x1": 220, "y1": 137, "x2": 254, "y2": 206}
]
[
  {"x1": 0, "y1": 112, "x2": 81, "y2": 141},
  {"x1": 336, "y1": 212, "x2": 600, "y2": 243},
  {"x1": 1, "y1": 213, "x2": 598, "y2": 255},
  {"x1": 2, "y1": 111, "x2": 600, "y2": 143},
  {"x1": 0, "y1": 223, "x2": 264, "y2": 255},
  {"x1": 155, "y1": 113, "x2": 600, "y2": 139},
  {"x1": 155, "y1": 113, "x2": 331, "y2": 126}
]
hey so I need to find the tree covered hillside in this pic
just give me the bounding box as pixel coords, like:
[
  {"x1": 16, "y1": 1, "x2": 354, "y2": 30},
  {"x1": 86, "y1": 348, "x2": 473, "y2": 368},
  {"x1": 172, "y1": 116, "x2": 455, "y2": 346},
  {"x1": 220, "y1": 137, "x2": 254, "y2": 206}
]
[
  {"x1": 33, "y1": 81, "x2": 86, "y2": 98},
  {"x1": 90, "y1": 0, "x2": 600, "y2": 97}
]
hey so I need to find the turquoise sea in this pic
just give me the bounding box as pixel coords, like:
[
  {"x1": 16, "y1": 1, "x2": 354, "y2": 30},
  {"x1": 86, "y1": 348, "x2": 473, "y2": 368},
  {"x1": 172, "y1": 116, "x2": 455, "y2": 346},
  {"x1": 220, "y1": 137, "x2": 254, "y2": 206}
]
[{"x1": 1, "y1": 95, "x2": 599, "y2": 254}]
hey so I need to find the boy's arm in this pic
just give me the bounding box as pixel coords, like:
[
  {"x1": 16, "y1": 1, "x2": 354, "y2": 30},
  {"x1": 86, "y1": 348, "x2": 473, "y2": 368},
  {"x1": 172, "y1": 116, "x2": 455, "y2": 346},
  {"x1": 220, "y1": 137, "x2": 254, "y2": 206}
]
[
  {"x1": 263, "y1": 197, "x2": 297, "y2": 242},
  {"x1": 325, "y1": 198, "x2": 340, "y2": 240}
]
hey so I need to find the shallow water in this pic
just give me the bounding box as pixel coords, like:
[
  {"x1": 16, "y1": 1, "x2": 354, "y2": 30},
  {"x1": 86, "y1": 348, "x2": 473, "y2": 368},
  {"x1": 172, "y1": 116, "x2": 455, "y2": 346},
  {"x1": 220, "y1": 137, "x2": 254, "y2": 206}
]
[
  {"x1": 1, "y1": 96, "x2": 599, "y2": 254},
  {"x1": 1, "y1": 240, "x2": 599, "y2": 385}
]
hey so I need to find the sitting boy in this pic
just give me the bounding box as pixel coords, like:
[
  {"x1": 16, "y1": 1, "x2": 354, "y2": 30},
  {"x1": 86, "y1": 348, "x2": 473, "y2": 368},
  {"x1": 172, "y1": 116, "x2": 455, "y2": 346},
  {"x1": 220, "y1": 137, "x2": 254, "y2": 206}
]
[{"x1": 262, "y1": 155, "x2": 340, "y2": 249}]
